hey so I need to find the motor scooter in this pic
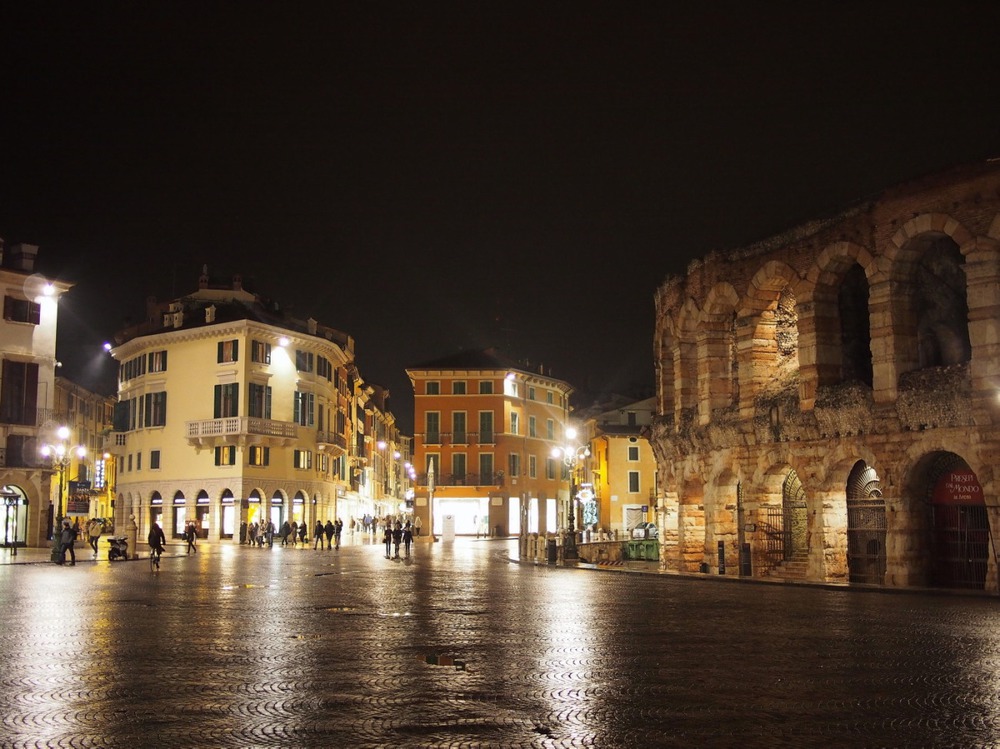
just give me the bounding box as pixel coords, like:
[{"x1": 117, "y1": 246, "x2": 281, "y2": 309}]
[{"x1": 107, "y1": 536, "x2": 129, "y2": 561}]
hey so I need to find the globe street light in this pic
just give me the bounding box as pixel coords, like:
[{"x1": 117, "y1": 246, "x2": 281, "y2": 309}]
[
  {"x1": 40, "y1": 426, "x2": 86, "y2": 562},
  {"x1": 551, "y1": 426, "x2": 590, "y2": 561}
]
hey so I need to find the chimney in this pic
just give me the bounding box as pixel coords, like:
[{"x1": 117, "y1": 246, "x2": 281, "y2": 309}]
[
  {"x1": 8, "y1": 243, "x2": 38, "y2": 272},
  {"x1": 198, "y1": 264, "x2": 209, "y2": 289},
  {"x1": 206, "y1": 305, "x2": 216, "y2": 323},
  {"x1": 233, "y1": 274, "x2": 242, "y2": 291}
]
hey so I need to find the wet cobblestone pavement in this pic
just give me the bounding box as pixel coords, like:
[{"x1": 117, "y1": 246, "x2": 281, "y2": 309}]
[{"x1": 2, "y1": 538, "x2": 1000, "y2": 748}]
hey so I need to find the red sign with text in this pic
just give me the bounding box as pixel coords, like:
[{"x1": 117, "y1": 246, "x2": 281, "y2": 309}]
[{"x1": 931, "y1": 471, "x2": 984, "y2": 505}]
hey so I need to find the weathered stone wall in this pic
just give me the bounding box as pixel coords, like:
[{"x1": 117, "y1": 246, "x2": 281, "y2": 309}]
[{"x1": 650, "y1": 161, "x2": 1000, "y2": 592}]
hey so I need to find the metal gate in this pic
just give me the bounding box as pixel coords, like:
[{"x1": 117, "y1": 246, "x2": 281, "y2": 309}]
[
  {"x1": 847, "y1": 498, "x2": 887, "y2": 584},
  {"x1": 760, "y1": 506, "x2": 790, "y2": 573},
  {"x1": 931, "y1": 504, "x2": 989, "y2": 590}
]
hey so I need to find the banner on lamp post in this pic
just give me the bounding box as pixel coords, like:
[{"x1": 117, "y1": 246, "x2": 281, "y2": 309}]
[{"x1": 66, "y1": 481, "x2": 92, "y2": 517}]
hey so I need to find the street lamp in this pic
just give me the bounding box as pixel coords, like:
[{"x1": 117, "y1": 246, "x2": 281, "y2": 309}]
[
  {"x1": 551, "y1": 426, "x2": 590, "y2": 561},
  {"x1": 40, "y1": 426, "x2": 86, "y2": 562}
]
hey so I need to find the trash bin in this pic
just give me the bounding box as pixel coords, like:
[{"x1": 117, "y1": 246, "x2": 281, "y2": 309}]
[
  {"x1": 699, "y1": 562, "x2": 709, "y2": 573},
  {"x1": 547, "y1": 539, "x2": 558, "y2": 564}
]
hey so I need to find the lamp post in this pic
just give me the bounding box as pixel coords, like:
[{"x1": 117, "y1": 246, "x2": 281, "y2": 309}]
[
  {"x1": 40, "y1": 426, "x2": 86, "y2": 562},
  {"x1": 427, "y1": 461, "x2": 435, "y2": 542},
  {"x1": 551, "y1": 426, "x2": 590, "y2": 561}
]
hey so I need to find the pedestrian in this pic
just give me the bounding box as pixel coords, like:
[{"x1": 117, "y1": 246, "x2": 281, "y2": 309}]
[
  {"x1": 383, "y1": 522, "x2": 393, "y2": 558},
  {"x1": 349, "y1": 517, "x2": 356, "y2": 536},
  {"x1": 290, "y1": 521, "x2": 299, "y2": 545},
  {"x1": 298, "y1": 522, "x2": 307, "y2": 544},
  {"x1": 248, "y1": 522, "x2": 258, "y2": 547},
  {"x1": 324, "y1": 520, "x2": 335, "y2": 550},
  {"x1": 414, "y1": 515, "x2": 422, "y2": 537},
  {"x1": 185, "y1": 521, "x2": 198, "y2": 554},
  {"x1": 392, "y1": 522, "x2": 403, "y2": 559},
  {"x1": 314, "y1": 520, "x2": 325, "y2": 550},
  {"x1": 403, "y1": 523, "x2": 413, "y2": 557},
  {"x1": 58, "y1": 519, "x2": 77, "y2": 565},
  {"x1": 265, "y1": 520, "x2": 275, "y2": 547},
  {"x1": 280, "y1": 520, "x2": 292, "y2": 546},
  {"x1": 334, "y1": 518, "x2": 343, "y2": 549},
  {"x1": 87, "y1": 517, "x2": 103, "y2": 555}
]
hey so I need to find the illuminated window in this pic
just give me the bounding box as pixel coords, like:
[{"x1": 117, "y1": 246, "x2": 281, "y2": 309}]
[
  {"x1": 217, "y1": 340, "x2": 239, "y2": 363},
  {"x1": 295, "y1": 350, "x2": 314, "y2": 372},
  {"x1": 215, "y1": 446, "x2": 236, "y2": 466},
  {"x1": 251, "y1": 340, "x2": 271, "y2": 364},
  {"x1": 294, "y1": 449, "x2": 312, "y2": 469},
  {"x1": 546, "y1": 391, "x2": 554, "y2": 404},
  {"x1": 504, "y1": 378, "x2": 517, "y2": 397},
  {"x1": 528, "y1": 416, "x2": 536, "y2": 438},
  {"x1": 248, "y1": 446, "x2": 269, "y2": 466},
  {"x1": 546, "y1": 419, "x2": 554, "y2": 440},
  {"x1": 148, "y1": 350, "x2": 168, "y2": 373},
  {"x1": 249, "y1": 383, "x2": 272, "y2": 419},
  {"x1": 214, "y1": 384, "x2": 238, "y2": 418},
  {"x1": 510, "y1": 412, "x2": 519, "y2": 435},
  {"x1": 293, "y1": 391, "x2": 314, "y2": 426}
]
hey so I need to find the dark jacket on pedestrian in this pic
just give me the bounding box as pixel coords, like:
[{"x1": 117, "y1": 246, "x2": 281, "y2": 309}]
[{"x1": 324, "y1": 521, "x2": 335, "y2": 541}]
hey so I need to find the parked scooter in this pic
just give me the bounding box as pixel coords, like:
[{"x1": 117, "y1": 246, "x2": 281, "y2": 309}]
[{"x1": 107, "y1": 536, "x2": 129, "y2": 561}]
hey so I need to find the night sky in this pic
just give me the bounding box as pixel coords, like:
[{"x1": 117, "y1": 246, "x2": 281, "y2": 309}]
[{"x1": 1, "y1": 2, "x2": 998, "y2": 433}]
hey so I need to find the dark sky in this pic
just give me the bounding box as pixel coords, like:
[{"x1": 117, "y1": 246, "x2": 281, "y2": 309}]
[{"x1": 1, "y1": 2, "x2": 998, "y2": 433}]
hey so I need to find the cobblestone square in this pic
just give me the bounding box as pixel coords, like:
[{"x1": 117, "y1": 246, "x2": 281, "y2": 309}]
[{"x1": 2, "y1": 538, "x2": 999, "y2": 748}]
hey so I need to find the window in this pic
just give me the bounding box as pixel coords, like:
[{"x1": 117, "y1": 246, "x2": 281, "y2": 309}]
[
  {"x1": 479, "y1": 411, "x2": 494, "y2": 443},
  {"x1": 2, "y1": 296, "x2": 40, "y2": 325},
  {"x1": 546, "y1": 419, "x2": 554, "y2": 440},
  {"x1": 508, "y1": 453, "x2": 520, "y2": 478},
  {"x1": 215, "y1": 446, "x2": 236, "y2": 466},
  {"x1": 295, "y1": 350, "x2": 314, "y2": 373},
  {"x1": 529, "y1": 455, "x2": 537, "y2": 478},
  {"x1": 426, "y1": 381, "x2": 440, "y2": 395},
  {"x1": 628, "y1": 445, "x2": 640, "y2": 461},
  {"x1": 425, "y1": 412, "x2": 440, "y2": 444},
  {"x1": 452, "y1": 453, "x2": 466, "y2": 480},
  {"x1": 148, "y1": 350, "x2": 168, "y2": 373},
  {"x1": 504, "y1": 378, "x2": 518, "y2": 397},
  {"x1": 248, "y1": 446, "x2": 270, "y2": 466},
  {"x1": 452, "y1": 381, "x2": 466, "y2": 395},
  {"x1": 317, "y1": 356, "x2": 333, "y2": 381},
  {"x1": 150, "y1": 450, "x2": 161, "y2": 470},
  {"x1": 120, "y1": 354, "x2": 146, "y2": 381},
  {"x1": 628, "y1": 471, "x2": 640, "y2": 493},
  {"x1": 127, "y1": 454, "x2": 132, "y2": 472},
  {"x1": 136, "y1": 452, "x2": 142, "y2": 471},
  {"x1": 528, "y1": 416, "x2": 536, "y2": 438},
  {"x1": 452, "y1": 412, "x2": 466, "y2": 443},
  {"x1": 214, "y1": 384, "x2": 239, "y2": 419},
  {"x1": 0, "y1": 360, "x2": 38, "y2": 425},
  {"x1": 251, "y1": 340, "x2": 271, "y2": 364},
  {"x1": 293, "y1": 391, "x2": 315, "y2": 426},
  {"x1": 248, "y1": 383, "x2": 272, "y2": 419},
  {"x1": 217, "y1": 340, "x2": 239, "y2": 363},
  {"x1": 510, "y1": 412, "x2": 519, "y2": 435},
  {"x1": 545, "y1": 458, "x2": 556, "y2": 480},
  {"x1": 144, "y1": 392, "x2": 167, "y2": 427},
  {"x1": 294, "y1": 449, "x2": 313, "y2": 469},
  {"x1": 627, "y1": 411, "x2": 637, "y2": 427},
  {"x1": 479, "y1": 381, "x2": 493, "y2": 394},
  {"x1": 546, "y1": 391, "x2": 554, "y2": 404},
  {"x1": 479, "y1": 453, "x2": 494, "y2": 482},
  {"x1": 528, "y1": 386, "x2": 536, "y2": 400}
]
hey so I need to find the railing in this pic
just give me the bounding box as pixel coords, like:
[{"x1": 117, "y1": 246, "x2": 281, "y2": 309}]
[
  {"x1": 757, "y1": 520, "x2": 790, "y2": 575},
  {"x1": 0, "y1": 448, "x2": 46, "y2": 469},
  {"x1": 0, "y1": 408, "x2": 56, "y2": 427},
  {"x1": 186, "y1": 417, "x2": 298, "y2": 439},
  {"x1": 414, "y1": 431, "x2": 496, "y2": 446},
  {"x1": 316, "y1": 430, "x2": 348, "y2": 450},
  {"x1": 416, "y1": 471, "x2": 505, "y2": 487}
]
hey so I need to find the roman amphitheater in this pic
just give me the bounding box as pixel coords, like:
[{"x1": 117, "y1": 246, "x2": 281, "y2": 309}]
[{"x1": 650, "y1": 159, "x2": 1000, "y2": 593}]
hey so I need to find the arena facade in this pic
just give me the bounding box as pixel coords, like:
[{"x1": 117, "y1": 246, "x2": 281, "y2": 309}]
[{"x1": 650, "y1": 160, "x2": 1000, "y2": 592}]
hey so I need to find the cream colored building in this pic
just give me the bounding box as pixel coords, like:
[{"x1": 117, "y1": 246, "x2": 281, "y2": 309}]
[
  {"x1": 53, "y1": 376, "x2": 116, "y2": 521},
  {"x1": 0, "y1": 241, "x2": 73, "y2": 548},
  {"x1": 108, "y1": 269, "x2": 399, "y2": 543}
]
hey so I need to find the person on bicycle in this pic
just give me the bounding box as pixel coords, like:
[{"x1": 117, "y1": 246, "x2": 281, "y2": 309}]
[{"x1": 148, "y1": 522, "x2": 166, "y2": 559}]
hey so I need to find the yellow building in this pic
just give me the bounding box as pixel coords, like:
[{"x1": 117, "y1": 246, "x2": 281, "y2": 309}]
[
  {"x1": 580, "y1": 396, "x2": 658, "y2": 536},
  {"x1": 53, "y1": 376, "x2": 116, "y2": 522},
  {"x1": 406, "y1": 348, "x2": 574, "y2": 538},
  {"x1": 108, "y1": 268, "x2": 388, "y2": 543}
]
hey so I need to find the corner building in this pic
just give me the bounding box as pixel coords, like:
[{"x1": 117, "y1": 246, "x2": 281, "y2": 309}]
[
  {"x1": 652, "y1": 160, "x2": 1000, "y2": 592},
  {"x1": 109, "y1": 270, "x2": 365, "y2": 543},
  {"x1": 407, "y1": 349, "x2": 573, "y2": 538}
]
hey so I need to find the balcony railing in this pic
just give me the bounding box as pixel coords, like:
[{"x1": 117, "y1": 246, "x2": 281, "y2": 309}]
[
  {"x1": 415, "y1": 431, "x2": 496, "y2": 446},
  {"x1": 186, "y1": 417, "x2": 298, "y2": 440},
  {"x1": 0, "y1": 448, "x2": 46, "y2": 469},
  {"x1": 316, "y1": 430, "x2": 349, "y2": 452},
  {"x1": 417, "y1": 471, "x2": 505, "y2": 487},
  {"x1": 0, "y1": 408, "x2": 56, "y2": 427}
]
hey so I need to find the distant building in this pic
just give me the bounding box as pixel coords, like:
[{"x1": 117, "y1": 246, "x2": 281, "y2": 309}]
[
  {"x1": 651, "y1": 160, "x2": 1000, "y2": 592},
  {"x1": 578, "y1": 395, "x2": 657, "y2": 535},
  {"x1": 108, "y1": 267, "x2": 408, "y2": 542},
  {"x1": 53, "y1": 376, "x2": 116, "y2": 521},
  {"x1": 0, "y1": 240, "x2": 72, "y2": 548},
  {"x1": 406, "y1": 348, "x2": 574, "y2": 537}
]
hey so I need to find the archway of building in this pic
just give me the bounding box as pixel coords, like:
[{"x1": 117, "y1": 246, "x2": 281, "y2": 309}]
[
  {"x1": 675, "y1": 298, "x2": 701, "y2": 422},
  {"x1": 170, "y1": 490, "x2": 186, "y2": 539},
  {"x1": 194, "y1": 489, "x2": 210, "y2": 538},
  {"x1": 809, "y1": 249, "x2": 874, "y2": 389},
  {"x1": 1, "y1": 484, "x2": 29, "y2": 547},
  {"x1": 891, "y1": 231, "x2": 970, "y2": 381},
  {"x1": 846, "y1": 460, "x2": 886, "y2": 585},
  {"x1": 677, "y1": 476, "x2": 705, "y2": 573},
  {"x1": 706, "y1": 469, "x2": 740, "y2": 574},
  {"x1": 754, "y1": 464, "x2": 809, "y2": 575},
  {"x1": 247, "y1": 488, "x2": 264, "y2": 529},
  {"x1": 905, "y1": 451, "x2": 990, "y2": 590},
  {"x1": 698, "y1": 283, "x2": 740, "y2": 425},
  {"x1": 220, "y1": 488, "x2": 236, "y2": 540}
]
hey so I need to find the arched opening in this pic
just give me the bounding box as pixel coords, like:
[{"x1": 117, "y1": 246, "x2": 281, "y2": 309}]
[
  {"x1": 1, "y1": 485, "x2": 28, "y2": 548},
  {"x1": 838, "y1": 264, "x2": 873, "y2": 386},
  {"x1": 171, "y1": 491, "x2": 186, "y2": 539},
  {"x1": 846, "y1": 460, "x2": 886, "y2": 584},
  {"x1": 195, "y1": 490, "x2": 210, "y2": 538},
  {"x1": 220, "y1": 488, "x2": 235, "y2": 540}
]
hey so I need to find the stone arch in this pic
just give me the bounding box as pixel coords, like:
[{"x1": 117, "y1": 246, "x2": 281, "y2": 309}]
[
  {"x1": 801, "y1": 242, "x2": 876, "y2": 409},
  {"x1": 675, "y1": 297, "x2": 701, "y2": 422},
  {"x1": 677, "y1": 474, "x2": 705, "y2": 574},
  {"x1": 738, "y1": 260, "x2": 803, "y2": 416},
  {"x1": 247, "y1": 487, "x2": 265, "y2": 526},
  {"x1": 706, "y1": 468, "x2": 741, "y2": 573},
  {"x1": 885, "y1": 214, "x2": 972, "y2": 384},
  {"x1": 753, "y1": 462, "x2": 809, "y2": 575},
  {"x1": 698, "y1": 283, "x2": 740, "y2": 424},
  {"x1": 845, "y1": 460, "x2": 887, "y2": 585},
  {"x1": 654, "y1": 307, "x2": 677, "y2": 419},
  {"x1": 900, "y1": 450, "x2": 991, "y2": 590}
]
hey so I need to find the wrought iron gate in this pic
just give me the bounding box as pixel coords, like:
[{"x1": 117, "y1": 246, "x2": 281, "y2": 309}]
[
  {"x1": 847, "y1": 498, "x2": 887, "y2": 584},
  {"x1": 931, "y1": 504, "x2": 989, "y2": 590}
]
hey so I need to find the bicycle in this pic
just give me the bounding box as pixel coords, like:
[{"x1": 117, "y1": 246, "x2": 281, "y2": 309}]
[{"x1": 149, "y1": 545, "x2": 162, "y2": 571}]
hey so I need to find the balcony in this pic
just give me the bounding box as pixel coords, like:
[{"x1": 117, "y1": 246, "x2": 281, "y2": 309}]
[
  {"x1": 417, "y1": 471, "x2": 505, "y2": 488},
  {"x1": 185, "y1": 417, "x2": 298, "y2": 449},
  {"x1": 415, "y1": 431, "x2": 495, "y2": 446},
  {"x1": 316, "y1": 430, "x2": 349, "y2": 456},
  {"x1": 104, "y1": 431, "x2": 128, "y2": 456},
  {"x1": 0, "y1": 407, "x2": 56, "y2": 428},
  {"x1": 0, "y1": 448, "x2": 46, "y2": 469}
]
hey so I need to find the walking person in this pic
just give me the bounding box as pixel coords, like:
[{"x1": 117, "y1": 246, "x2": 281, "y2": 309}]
[
  {"x1": 334, "y1": 518, "x2": 343, "y2": 549},
  {"x1": 324, "y1": 520, "x2": 335, "y2": 550},
  {"x1": 414, "y1": 515, "x2": 422, "y2": 537},
  {"x1": 290, "y1": 521, "x2": 299, "y2": 546},
  {"x1": 58, "y1": 519, "x2": 77, "y2": 565},
  {"x1": 314, "y1": 520, "x2": 325, "y2": 550},
  {"x1": 298, "y1": 522, "x2": 307, "y2": 544},
  {"x1": 87, "y1": 517, "x2": 103, "y2": 556},
  {"x1": 402, "y1": 523, "x2": 413, "y2": 558},
  {"x1": 391, "y1": 522, "x2": 403, "y2": 559},
  {"x1": 280, "y1": 520, "x2": 291, "y2": 546},
  {"x1": 383, "y1": 522, "x2": 393, "y2": 558},
  {"x1": 185, "y1": 521, "x2": 198, "y2": 554}
]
